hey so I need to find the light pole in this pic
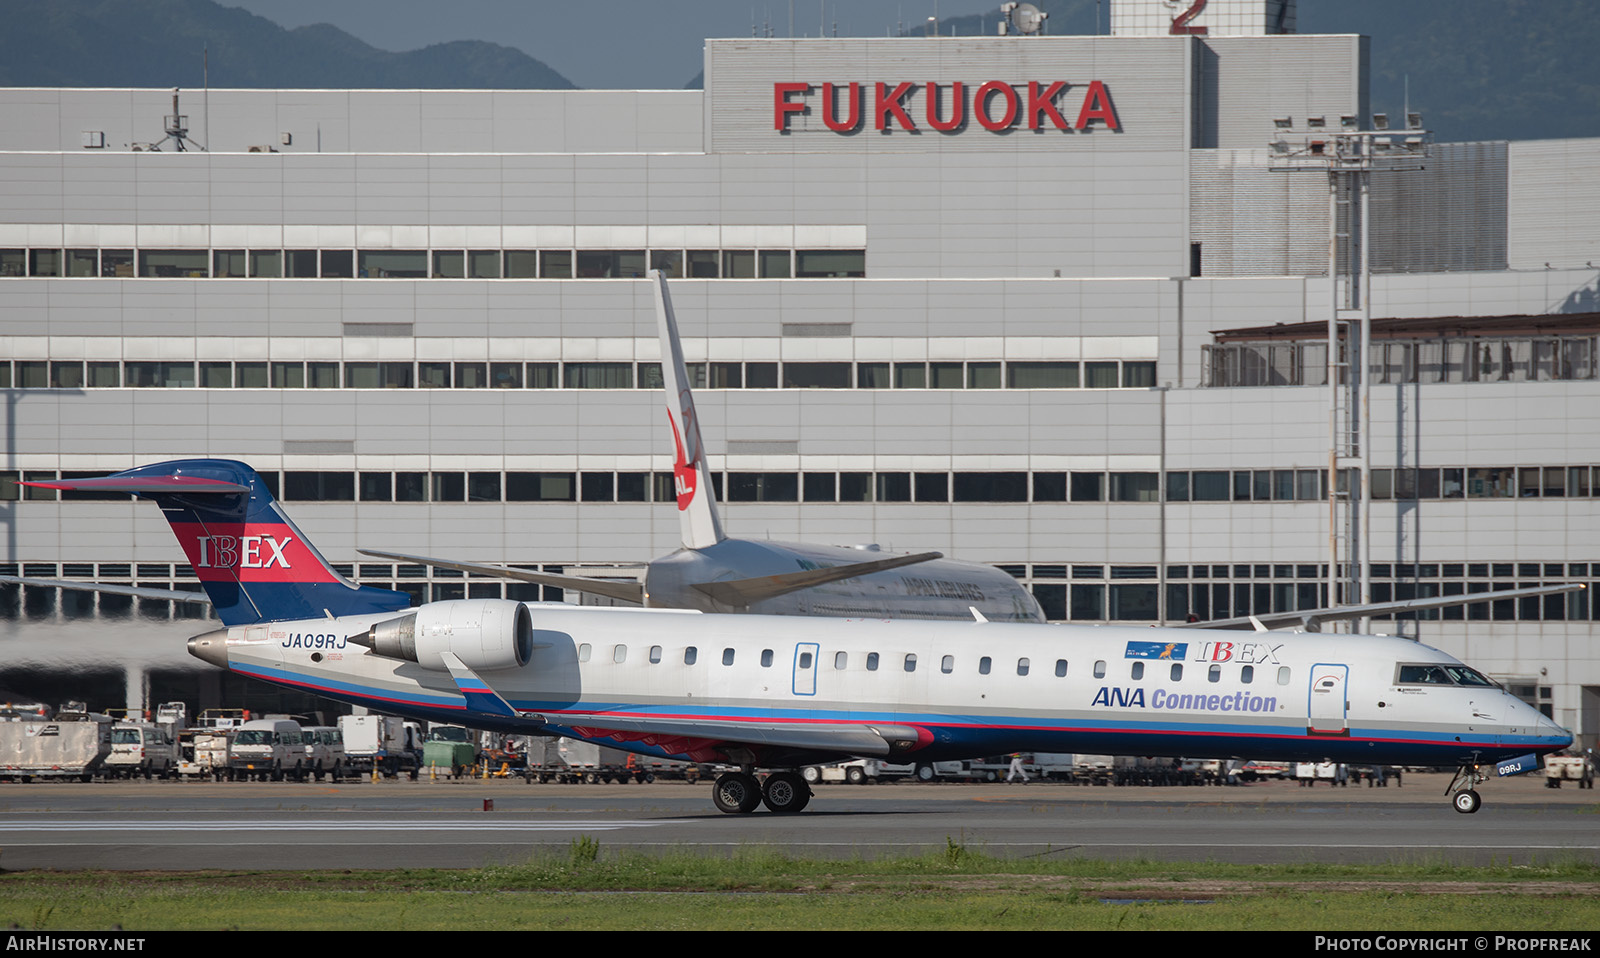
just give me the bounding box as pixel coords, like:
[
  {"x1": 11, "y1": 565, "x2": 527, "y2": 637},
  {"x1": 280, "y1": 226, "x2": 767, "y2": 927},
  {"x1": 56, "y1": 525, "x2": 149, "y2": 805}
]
[{"x1": 1269, "y1": 113, "x2": 1429, "y2": 631}]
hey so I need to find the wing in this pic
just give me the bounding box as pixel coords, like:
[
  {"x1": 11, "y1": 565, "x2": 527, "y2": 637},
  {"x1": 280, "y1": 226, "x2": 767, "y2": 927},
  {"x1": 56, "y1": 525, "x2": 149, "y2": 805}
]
[
  {"x1": 1189, "y1": 583, "x2": 1586, "y2": 631},
  {"x1": 433, "y1": 654, "x2": 925, "y2": 764},
  {"x1": 357, "y1": 549, "x2": 645, "y2": 605},
  {"x1": 0, "y1": 576, "x2": 214, "y2": 606},
  {"x1": 688, "y1": 551, "x2": 944, "y2": 607}
]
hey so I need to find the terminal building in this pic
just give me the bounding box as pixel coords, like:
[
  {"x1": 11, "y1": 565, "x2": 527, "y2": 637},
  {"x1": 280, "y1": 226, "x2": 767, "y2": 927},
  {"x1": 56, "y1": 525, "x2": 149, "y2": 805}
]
[{"x1": 0, "y1": 0, "x2": 1596, "y2": 744}]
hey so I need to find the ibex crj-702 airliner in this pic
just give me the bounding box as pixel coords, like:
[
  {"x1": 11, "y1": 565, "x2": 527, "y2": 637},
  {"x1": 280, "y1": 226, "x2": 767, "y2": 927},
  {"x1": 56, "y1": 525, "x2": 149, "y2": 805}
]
[{"x1": 20, "y1": 460, "x2": 1574, "y2": 816}]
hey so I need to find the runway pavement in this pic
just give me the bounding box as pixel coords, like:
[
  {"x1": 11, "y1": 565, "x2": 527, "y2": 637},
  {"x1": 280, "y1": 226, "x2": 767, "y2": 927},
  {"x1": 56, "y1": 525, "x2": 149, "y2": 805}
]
[{"x1": 0, "y1": 772, "x2": 1594, "y2": 870}]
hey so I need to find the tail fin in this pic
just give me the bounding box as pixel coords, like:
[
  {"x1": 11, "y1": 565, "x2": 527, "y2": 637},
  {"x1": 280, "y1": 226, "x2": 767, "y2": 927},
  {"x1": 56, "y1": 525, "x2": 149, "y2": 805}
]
[
  {"x1": 25, "y1": 460, "x2": 411, "y2": 627},
  {"x1": 651, "y1": 269, "x2": 725, "y2": 550}
]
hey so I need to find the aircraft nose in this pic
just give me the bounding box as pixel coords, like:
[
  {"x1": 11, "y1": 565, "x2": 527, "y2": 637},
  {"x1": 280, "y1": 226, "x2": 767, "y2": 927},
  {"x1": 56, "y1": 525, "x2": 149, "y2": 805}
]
[{"x1": 1537, "y1": 713, "x2": 1574, "y2": 751}]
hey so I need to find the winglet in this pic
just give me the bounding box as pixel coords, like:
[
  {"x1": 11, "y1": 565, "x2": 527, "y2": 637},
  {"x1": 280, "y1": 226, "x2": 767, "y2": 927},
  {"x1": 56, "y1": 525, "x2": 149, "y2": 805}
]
[{"x1": 652, "y1": 269, "x2": 725, "y2": 551}]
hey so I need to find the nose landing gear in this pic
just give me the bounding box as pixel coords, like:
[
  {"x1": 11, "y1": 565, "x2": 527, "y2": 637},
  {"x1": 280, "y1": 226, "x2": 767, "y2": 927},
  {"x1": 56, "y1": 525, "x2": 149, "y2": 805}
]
[{"x1": 1446, "y1": 760, "x2": 1487, "y2": 814}]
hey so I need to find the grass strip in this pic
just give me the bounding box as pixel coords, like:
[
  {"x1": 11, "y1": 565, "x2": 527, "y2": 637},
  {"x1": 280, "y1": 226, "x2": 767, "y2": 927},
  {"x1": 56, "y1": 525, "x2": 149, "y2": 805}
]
[{"x1": 3, "y1": 842, "x2": 1598, "y2": 931}]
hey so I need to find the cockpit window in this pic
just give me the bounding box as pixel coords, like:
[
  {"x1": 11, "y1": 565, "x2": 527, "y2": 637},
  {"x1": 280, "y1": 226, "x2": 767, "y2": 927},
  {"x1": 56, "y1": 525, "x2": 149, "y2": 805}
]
[
  {"x1": 1396, "y1": 663, "x2": 1495, "y2": 687},
  {"x1": 1397, "y1": 664, "x2": 1454, "y2": 685},
  {"x1": 1444, "y1": 665, "x2": 1496, "y2": 687}
]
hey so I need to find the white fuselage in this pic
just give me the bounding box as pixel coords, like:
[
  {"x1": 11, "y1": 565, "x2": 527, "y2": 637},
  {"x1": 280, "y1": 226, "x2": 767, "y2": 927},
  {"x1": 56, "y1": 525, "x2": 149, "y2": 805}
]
[{"x1": 203, "y1": 604, "x2": 1569, "y2": 768}]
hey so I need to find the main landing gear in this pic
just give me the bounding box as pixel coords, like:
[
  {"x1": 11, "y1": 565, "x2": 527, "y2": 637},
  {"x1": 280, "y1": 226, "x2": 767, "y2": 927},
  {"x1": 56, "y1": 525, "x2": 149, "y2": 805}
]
[
  {"x1": 1446, "y1": 761, "x2": 1487, "y2": 814},
  {"x1": 712, "y1": 769, "x2": 812, "y2": 814}
]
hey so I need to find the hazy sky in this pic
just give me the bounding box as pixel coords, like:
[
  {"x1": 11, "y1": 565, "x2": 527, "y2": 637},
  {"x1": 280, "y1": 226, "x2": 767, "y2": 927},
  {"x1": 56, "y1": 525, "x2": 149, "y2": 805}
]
[{"x1": 223, "y1": 1, "x2": 996, "y2": 90}]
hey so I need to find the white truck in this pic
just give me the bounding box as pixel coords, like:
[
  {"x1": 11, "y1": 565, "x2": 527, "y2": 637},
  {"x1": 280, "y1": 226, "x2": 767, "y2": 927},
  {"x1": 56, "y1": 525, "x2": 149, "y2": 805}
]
[
  {"x1": 338, "y1": 714, "x2": 421, "y2": 779},
  {"x1": 0, "y1": 704, "x2": 113, "y2": 782}
]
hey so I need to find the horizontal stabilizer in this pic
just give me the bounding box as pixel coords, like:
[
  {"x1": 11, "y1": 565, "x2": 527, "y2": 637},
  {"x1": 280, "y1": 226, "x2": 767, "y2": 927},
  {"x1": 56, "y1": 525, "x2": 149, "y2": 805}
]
[
  {"x1": 358, "y1": 549, "x2": 645, "y2": 605},
  {"x1": 21, "y1": 476, "x2": 249, "y2": 494},
  {"x1": 0, "y1": 576, "x2": 214, "y2": 606},
  {"x1": 1190, "y1": 583, "x2": 1586, "y2": 632},
  {"x1": 689, "y1": 551, "x2": 944, "y2": 608}
]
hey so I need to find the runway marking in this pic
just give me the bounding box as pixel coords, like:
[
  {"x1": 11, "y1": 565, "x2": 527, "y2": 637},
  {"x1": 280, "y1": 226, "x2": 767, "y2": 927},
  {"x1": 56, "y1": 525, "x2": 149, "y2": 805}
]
[{"x1": 0, "y1": 819, "x2": 665, "y2": 832}]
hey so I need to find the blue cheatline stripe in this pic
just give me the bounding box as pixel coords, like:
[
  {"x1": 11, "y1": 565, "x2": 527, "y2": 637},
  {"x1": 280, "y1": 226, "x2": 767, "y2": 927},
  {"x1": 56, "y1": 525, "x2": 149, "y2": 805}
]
[{"x1": 232, "y1": 662, "x2": 1560, "y2": 757}]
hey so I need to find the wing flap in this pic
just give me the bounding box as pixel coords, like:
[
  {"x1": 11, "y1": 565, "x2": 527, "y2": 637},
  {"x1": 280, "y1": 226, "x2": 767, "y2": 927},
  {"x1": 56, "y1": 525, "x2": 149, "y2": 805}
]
[
  {"x1": 553, "y1": 713, "x2": 923, "y2": 757},
  {"x1": 689, "y1": 551, "x2": 944, "y2": 607}
]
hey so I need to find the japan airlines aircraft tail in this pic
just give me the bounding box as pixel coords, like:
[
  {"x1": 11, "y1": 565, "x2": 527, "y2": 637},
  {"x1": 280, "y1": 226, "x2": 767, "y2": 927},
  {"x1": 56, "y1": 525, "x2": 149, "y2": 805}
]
[
  {"x1": 18, "y1": 460, "x2": 1575, "y2": 817},
  {"x1": 363, "y1": 270, "x2": 1047, "y2": 623}
]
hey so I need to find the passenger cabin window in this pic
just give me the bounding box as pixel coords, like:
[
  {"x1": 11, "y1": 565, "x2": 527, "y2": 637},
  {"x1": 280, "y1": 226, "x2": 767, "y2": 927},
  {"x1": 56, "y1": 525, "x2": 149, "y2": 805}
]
[
  {"x1": 1094, "y1": 660, "x2": 1106, "y2": 678},
  {"x1": 723, "y1": 648, "x2": 735, "y2": 666},
  {"x1": 578, "y1": 643, "x2": 591, "y2": 663},
  {"x1": 1241, "y1": 665, "x2": 1254, "y2": 684},
  {"x1": 1017, "y1": 658, "x2": 1030, "y2": 676},
  {"x1": 613, "y1": 645, "x2": 627, "y2": 664},
  {"x1": 1130, "y1": 661, "x2": 1143, "y2": 680},
  {"x1": 979, "y1": 656, "x2": 992, "y2": 675},
  {"x1": 1170, "y1": 663, "x2": 1182, "y2": 681},
  {"x1": 684, "y1": 647, "x2": 697, "y2": 665},
  {"x1": 1208, "y1": 664, "x2": 1221, "y2": 683},
  {"x1": 1055, "y1": 659, "x2": 1068, "y2": 677},
  {"x1": 649, "y1": 645, "x2": 662, "y2": 664},
  {"x1": 904, "y1": 654, "x2": 917, "y2": 673},
  {"x1": 1277, "y1": 666, "x2": 1291, "y2": 686},
  {"x1": 867, "y1": 653, "x2": 879, "y2": 672},
  {"x1": 761, "y1": 649, "x2": 774, "y2": 668},
  {"x1": 941, "y1": 655, "x2": 954, "y2": 674},
  {"x1": 834, "y1": 652, "x2": 847, "y2": 670}
]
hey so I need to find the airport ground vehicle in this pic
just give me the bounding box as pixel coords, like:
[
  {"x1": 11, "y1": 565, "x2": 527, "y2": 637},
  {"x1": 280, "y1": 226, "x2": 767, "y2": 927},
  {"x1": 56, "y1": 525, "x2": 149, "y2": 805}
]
[
  {"x1": 338, "y1": 715, "x2": 421, "y2": 779},
  {"x1": 1544, "y1": 752, "x2": 1595, "y2": 788},
  {"x1": 300, "y1": 726, "x2": 346, "y2": 781},
  {"x1": 800, "y1": 758, "x2": 915, "y2": 784},
  {"x1": 1294, "y1": 761, "x2": 1351, "y2": 786},
  {"x1": 423, "y1": 725, "x2": 478, "y2": 779},
  {"x1": 0, "y1": 703, "x2": 113, "y2": 782},
  {"x1": 104, "y1": 722, "x2": 178, "y2": 779},
  {"x1": 520, "y1": 737, "x2": 697, "y2": 783},
  {"x1": 176, "y1": 728, "x2": 232, "y2": 780},
  {"x1": 228, "y1": 718, "x2": 304, "y2": 781}
]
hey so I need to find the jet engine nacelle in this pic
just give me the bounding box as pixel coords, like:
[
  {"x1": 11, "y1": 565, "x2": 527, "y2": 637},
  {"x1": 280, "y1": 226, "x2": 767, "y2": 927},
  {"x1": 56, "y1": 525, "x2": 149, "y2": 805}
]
[{"x1": 360, "y1": 599, "x2": 533, "y2": 672}]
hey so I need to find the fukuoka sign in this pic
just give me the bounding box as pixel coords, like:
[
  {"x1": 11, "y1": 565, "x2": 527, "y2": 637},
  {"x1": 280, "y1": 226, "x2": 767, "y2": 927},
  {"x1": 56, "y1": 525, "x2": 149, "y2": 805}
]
[{"x1": 773, "y1": 81, "x2": 1119, "y2": 133}]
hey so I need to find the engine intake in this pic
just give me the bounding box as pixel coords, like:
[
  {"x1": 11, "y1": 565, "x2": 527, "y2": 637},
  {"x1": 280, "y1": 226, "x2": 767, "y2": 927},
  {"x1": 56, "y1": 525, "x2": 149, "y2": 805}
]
[{"x1": 357, "y1": 599, "x2": 533, "y2": 672}]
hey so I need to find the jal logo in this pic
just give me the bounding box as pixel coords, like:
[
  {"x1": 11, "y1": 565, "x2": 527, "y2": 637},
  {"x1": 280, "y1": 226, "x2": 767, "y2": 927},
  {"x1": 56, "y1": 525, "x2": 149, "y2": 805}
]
[
  {"x1": 668, "y1": 408, "x2": 698, "y2": 512},
  {"x1": 197, "y1": 534, "x2": 294, "y2": 570}
]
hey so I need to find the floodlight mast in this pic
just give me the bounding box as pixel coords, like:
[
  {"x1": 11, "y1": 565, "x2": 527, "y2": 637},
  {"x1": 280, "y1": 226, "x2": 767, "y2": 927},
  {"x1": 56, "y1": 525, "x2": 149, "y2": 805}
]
[{"x1": 1267, "y1": 118, "x2": 1431, "y2": 633}]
